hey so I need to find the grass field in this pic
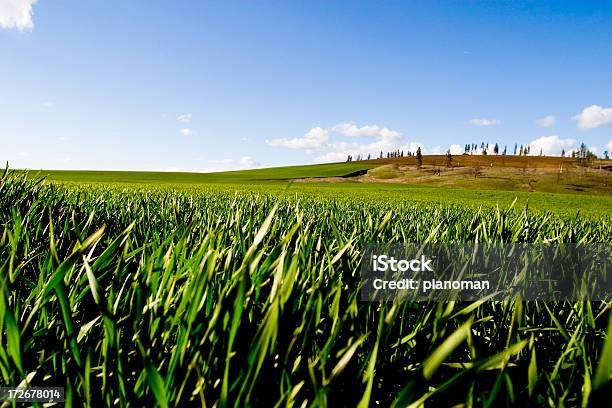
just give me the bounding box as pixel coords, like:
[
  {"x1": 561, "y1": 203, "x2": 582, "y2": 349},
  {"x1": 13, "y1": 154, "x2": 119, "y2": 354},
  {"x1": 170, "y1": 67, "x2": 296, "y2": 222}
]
[
  {"x1": 20, "y1": 162, "x2": 377, "y2": 185},
  {"x1": 15, "y1": 161, "x2": 612, "y2": 217},
  {"x1": 1, "y1": 167, "x2": 611, "y2": 406}
]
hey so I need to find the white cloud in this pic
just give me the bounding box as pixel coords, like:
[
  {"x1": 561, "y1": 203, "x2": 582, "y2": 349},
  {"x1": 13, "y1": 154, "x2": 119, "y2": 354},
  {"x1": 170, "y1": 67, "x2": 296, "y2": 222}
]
[
  {"x1": 266, "y1": 126, "x2": 329, "y2": 150},
  {"x1": 331, "y1": 122, "x2": 402, "y2": 139},
  {"x1": 312, "y1": 140, "x2": 425, "y2": 163},
  {"x1": 179, "y1": 128, "x2": 195, "y2": 136},
  {"x1": 607, "y1": 140, "x2": 612, "y2": 151},
  {"x1": 157, "y1": 156, "x2": 261, "y2": 173},
  {"x1": 536, "y1": 115, "x2": 555, "y2": 127},
  {"x1": 572, "y1": 105, "x2": 612, "y2": 129},
  {"x1": 268, "y1": 122, "x2": 428, "y2": 163},
  {"x1": 468, "y1": 118, "x2": 500, "y2": 127},
  {"x1": 406, "y1": 142, "x2": 425, "y2": 153},
  {"x1": 430, "y1": 146, "x2": 445, "y2": 155},
  {"x1": 207, "y1": 156, "x2": 261, "y2": 168},
  {"x1": 431, "y1": 144, "x2": 467, "y2": 155},
  {"x1": 527, "y1": 135, "x2": 575, "y2": 156},
  {"x1": 177, "y1": 113, "x2": 192, "y2": 123},
  {"x1": 239, "y1": 156, "x2": 259, "y2": 167},
  {"x1": 0, "y1": 0, "x2": 38, "y2": 30},
  {"x1": 313, "y1": 151, "x2": 357, "y2": 163},
  {"x1": 449, "y1": 144, "x2": 464, "y2": 155}
]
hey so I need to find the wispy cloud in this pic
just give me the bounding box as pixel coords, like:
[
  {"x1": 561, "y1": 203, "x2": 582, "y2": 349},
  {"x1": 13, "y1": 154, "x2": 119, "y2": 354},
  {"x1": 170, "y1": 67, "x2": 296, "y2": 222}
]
[
  {"x1": 536, "y1": 115, "x2": 555, "y2": 127},
  {"x1": 467, "y1": 118, "x2": 500, "y2": 127},
  {"x1": 0, "y1": 0, "x2": 38, "y2": 30},
  {"x1": 177, "y1": 113, "x2": 192, "y2": 123},
  {"x1": 179, "y1": 128, "x2": 195, "y2": 136},
  {"x1": 572, "y1": 105, "x2": 612, "y2": 129},
  {"x1": 156, "y1": 156, "x2": 261, "y2": 173}
]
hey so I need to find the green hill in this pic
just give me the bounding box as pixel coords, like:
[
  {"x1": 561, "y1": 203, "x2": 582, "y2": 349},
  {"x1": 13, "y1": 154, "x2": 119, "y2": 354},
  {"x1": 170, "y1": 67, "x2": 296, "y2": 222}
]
[{"x1": 16, "y1": 162, "x2": 377, "y2": 185}]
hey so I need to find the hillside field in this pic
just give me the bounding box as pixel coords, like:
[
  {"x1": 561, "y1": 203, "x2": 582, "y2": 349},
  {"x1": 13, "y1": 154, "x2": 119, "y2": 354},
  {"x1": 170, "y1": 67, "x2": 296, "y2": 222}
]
[
  {"x1": 18, "y1": 162, "x2": 377, "y2": 185},
  {"x1": 15, "y1": 156, "x2": 612, "y2": 216}
]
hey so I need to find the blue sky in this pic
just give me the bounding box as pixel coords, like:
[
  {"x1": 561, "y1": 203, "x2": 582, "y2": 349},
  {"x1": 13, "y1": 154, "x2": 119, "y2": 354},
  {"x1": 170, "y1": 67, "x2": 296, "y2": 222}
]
[{"x1": 1, "y1": 0, "x2": 611, "y2": 171}]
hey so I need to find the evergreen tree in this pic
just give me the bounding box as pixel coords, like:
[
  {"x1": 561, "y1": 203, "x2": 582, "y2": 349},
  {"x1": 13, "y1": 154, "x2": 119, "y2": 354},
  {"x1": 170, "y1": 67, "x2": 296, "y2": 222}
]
[
  {"x1": 445, "y1": 149, "x2": 453, "y2": 167},
  {"x1": 577, "y1": 143, "x2": 596, "y2": 166},
  {"x1": 579, "y1": 143, "x2": 587, "y2": 160}
]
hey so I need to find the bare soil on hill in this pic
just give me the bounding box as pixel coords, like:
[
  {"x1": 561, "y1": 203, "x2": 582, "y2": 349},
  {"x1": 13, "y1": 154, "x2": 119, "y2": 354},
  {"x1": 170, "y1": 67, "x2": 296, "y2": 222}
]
[
  {"x1": 371, "y1": 154, "x2": 611, "y2": 169},
  {"x1": 294, "y1": 156, "x2": 612, "y2": 195}
]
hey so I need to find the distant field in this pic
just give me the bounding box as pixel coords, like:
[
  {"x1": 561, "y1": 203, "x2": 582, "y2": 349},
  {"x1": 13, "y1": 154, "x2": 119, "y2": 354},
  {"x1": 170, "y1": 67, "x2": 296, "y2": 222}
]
[
  {"x1": 11, "y1": 176, "x2": 610, "y2": 219},
  {"x1": 21, "y1": 156, "x2": 611, "y2": 193},
  {"x1": 278, "y1": 182, "x2": 612, "y2": 217},
  {"x1": 18, "y1": 162, "x2": 377, "y2": 184},
  {"x1": 13, "y1": 157, "x2": 612, "y2": 217}
]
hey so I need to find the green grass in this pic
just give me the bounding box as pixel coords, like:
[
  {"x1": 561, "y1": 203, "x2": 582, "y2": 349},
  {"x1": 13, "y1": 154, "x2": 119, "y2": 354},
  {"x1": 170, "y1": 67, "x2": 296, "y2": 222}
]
[
  {"x1": 1, "y1": 170, "x2": 610, "y2": 406},
  {"x1": 15, "y1": 164, "x2": 612, "y2": 217},
  {"x1": 18, "y1": 162, "x2": 377, "y2": 184},
  {"x1": 273, "y1": 182, "x2": 612, "y2": 217},
  {"x1": 23, "y1": 175, "x2": 612, "y2": 218}
]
